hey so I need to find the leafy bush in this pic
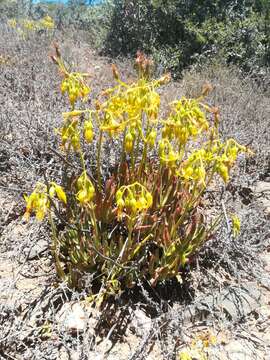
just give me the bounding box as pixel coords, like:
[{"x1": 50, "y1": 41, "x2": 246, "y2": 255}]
[
  {"x1": 24, "y1": 47, "x2": 248, "y2": 300},
  {"x1": 194, "y1": 11, "x2": 269, "y2": 74},
  {"x1": 104, "y1": 0, "x2": 270, "y2": 77},
  {"x1": 7, "y1": 15, "x2": 55, "y2": 35},
  {"x1": 0, "y1": 0, "x2": 28, "y2": 19}
]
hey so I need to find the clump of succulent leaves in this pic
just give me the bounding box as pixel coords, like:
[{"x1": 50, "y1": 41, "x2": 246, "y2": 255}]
[{"x1": 24, "y1": 47, "x2": 248, "y2": 301}]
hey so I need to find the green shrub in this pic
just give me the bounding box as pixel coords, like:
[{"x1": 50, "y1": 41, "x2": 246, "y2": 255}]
[
  {"x1": 103, "y1": 0, "x2": 269, "y2": 77},
  {"x1": 24, "y1": 48, "x2": 248, "y2": 302}
]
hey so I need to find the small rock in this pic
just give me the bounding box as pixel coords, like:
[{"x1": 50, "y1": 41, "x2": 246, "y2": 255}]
[
  {"x1": 57, "y1": 302, "x2": 86, "y2": 333},
  {"x1": 58, "y1": 348, "x2": 80, "y2": 360},
  {"x1": 58, "y1": 348, "x2": 69, "y2": 360},
  {"x1": 99, "y1": 339, "x2": 113, "y2": 353},
  {"x1": 261, "y1": 253, "x2": 270, "y2": 272},
  {"x1": 129, "y1": 308, "x2": 152, "y2": 336},
  {"x1": 224, "y1": 340, "x2": 254, "y2": 360},
  {"x1": 258, "y1": 305, "x2": 270, "y2": 319},
  {"x1": 198, "y1": 282, "x2": 261, "y2": 321},
  {"x1": 254, "y1": 181, "x2": 270, "y2": 216},
  {"x1": 260, "y1": 277, "x2": 270, "y2": 290},
  {"x1": 261, "y1": 329, "x2": 270, "y2": 346},
  {"x1": 26, "y1": 239, "x2": 48, "y2": 260},
  {"x1": 254, "y1": 181, "x2": 270, "y2": 194}
]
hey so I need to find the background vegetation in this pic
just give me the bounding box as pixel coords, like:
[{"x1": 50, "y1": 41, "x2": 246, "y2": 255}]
[
  {"x1": 104, "y1": 0, "x2": 270, "y2": 78},
  {"x1": 1, "y1": 0, "x2": 269, "y2": 78}
]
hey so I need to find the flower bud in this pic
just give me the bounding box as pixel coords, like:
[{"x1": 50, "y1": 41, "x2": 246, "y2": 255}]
[
  {"x1": 137, "y1": 196, "x2": 147, "y2": 209},
  {"x1": 71, "y1": 134, "x2": 80, "y2": 151},
  {"x1": 124, "y1": 132, "x2": 134, "y2": 153},
  {"x1": 77, "y1": 177, "x2": 84, "y2": 189},
  {"x1": 77, "y1": 189, "x2": 88, "y2": 204},
  {"x1": 116, "y1": 198, "x2": 125, "y2": 209},
  {"x1": 54, "y1": 184, "x2": 67, "y2": 204},
  {"x1": 129, "y1": 198, "x2": 137, "y2": 213},
  {"x1": 84, "y1": 121, "x2": 93, "y2": 143},
  {"x1": 147, "y1": 130, "x2": 157, "y2": 148}
]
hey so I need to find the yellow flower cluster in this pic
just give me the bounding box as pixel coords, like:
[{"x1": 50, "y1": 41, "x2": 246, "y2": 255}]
[
  {"x1": 7, "y1": 19, "x2": 17, "y2": 29},
  {"x1": 123, "y1": 125, "x2": 157, "y2": 153},
  {"x1": 49, "y1": 182, "x2": 67, "y2": 204},
  {"x1": 60, "y1": 118, "x2": 80, "y2": 151},
  {"x1": 158, "y1": 139, "x2": 179, "y2": 168},
  {"x1": 55, "y1": 58, "x2": 248, "y2": 200},
  {"x1": 98, "y1": 78, "x2": 160, "y2": 137},
  {"x1": 24, "y1": 183, "x2": 48, "y2": 221},
  {"x1": 162, "y1": 98, "x2": 209, "y2": 145},
  {"x1": 180, "y1": 149, "x2": 206, "y2": 185},
  {"x1": 38, "y1": 15, "x2": 54, "y2": 30},
  {"x1": 76, "y1": 171, "x2": 95, "y2": 205},
  {"x1": 61, "y1": 72, "x2": 90, "y2": 107},
  {"x1": 56, "y1": 61, "x2": 165, "y2": 157},
  {"x1": 180, "y1": 138, "x2": 248, "y2": 186},
  {"x1": 116, "y1": 182, "x2": 153, "y2": 217},
  {"x1": 7, "y1": 16, "x2": 55, "y2": 33},
  {"x1": 24, "y1": 182, "x2": 66, "y2": 221},
  {"x1": 22, "y1": 19, "x2": 36, "y2": 31},
  {"x1": 124, "y1": 129, "x2": 135, "y2": 153},
  {"x1": 84, "y1": 118, "x2": 94, "y2": 143},
  {"x1": 211, "y1": 138, "x2": 247, "y2": 183},
  {"x1": 59, "y1": 111, "x2": 94, "y2": 150}
]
